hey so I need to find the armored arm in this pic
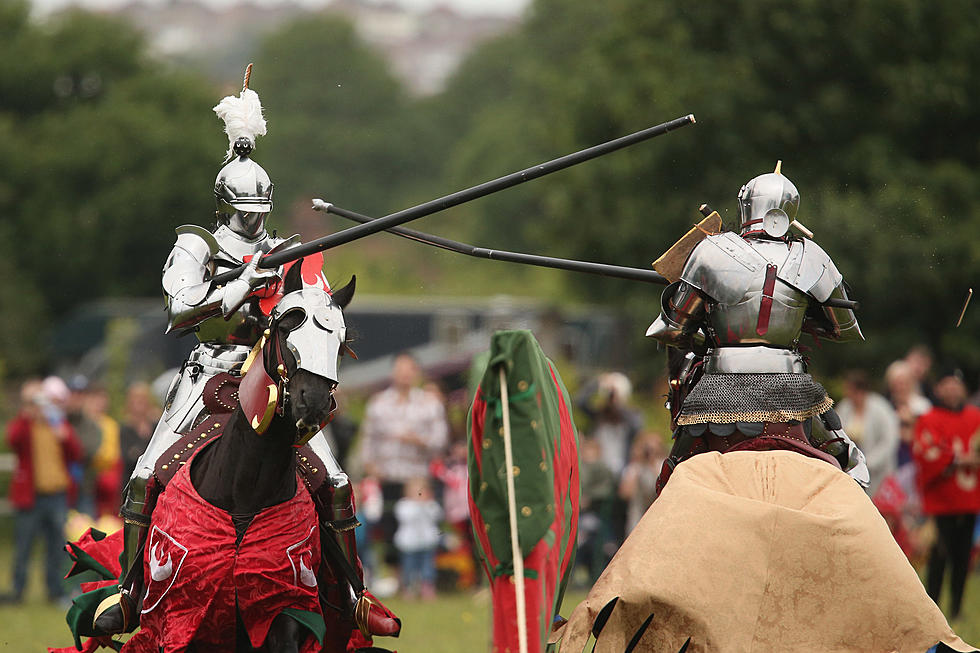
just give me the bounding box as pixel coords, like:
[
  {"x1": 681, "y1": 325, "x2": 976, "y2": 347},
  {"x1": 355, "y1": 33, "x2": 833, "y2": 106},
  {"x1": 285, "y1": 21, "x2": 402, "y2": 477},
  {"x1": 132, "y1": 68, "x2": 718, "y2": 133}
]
[
  {"x1": 162, "y1": 226, "x2": 276, "y2": 333},
  {"x1": 645, "y1": 280, "x2": 707, "y2": 349},
  {"x1": 162, "y1": 228, "x2": 224, "y2": 333},
  {"x1": 782, "y1": 239, "x2": 863, "y2": 342}
]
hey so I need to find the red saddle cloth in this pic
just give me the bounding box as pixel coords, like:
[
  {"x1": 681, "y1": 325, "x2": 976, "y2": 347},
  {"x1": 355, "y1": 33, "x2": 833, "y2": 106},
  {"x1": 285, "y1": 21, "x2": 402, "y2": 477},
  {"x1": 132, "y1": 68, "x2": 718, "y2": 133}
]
[{"x1": 123, "y1": 461, "x2": 322, "y2": 653}]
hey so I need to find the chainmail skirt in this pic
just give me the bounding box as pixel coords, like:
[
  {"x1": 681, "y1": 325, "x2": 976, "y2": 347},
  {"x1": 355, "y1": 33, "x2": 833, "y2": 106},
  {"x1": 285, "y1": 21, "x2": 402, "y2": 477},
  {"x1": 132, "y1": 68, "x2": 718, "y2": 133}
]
[{"x1": 677, "y1": 372, "x2": 834, "y2": 426}]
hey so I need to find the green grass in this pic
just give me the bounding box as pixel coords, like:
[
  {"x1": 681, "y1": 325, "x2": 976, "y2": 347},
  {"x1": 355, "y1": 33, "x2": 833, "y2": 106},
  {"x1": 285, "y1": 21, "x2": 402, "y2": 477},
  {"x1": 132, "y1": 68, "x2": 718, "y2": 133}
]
[{"x1": 0, "y1": 519, "x2": 977, "y2": 651}]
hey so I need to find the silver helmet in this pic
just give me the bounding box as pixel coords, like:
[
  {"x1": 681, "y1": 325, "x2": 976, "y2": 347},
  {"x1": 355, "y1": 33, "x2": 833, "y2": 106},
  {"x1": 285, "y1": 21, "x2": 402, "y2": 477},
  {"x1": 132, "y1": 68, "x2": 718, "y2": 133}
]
[
  {"x1": 214, "y1": 140, "x2": 274, "y2": 217},
  {"x1": 736, "y1": 161, "x2": 799, "y2": 238}
]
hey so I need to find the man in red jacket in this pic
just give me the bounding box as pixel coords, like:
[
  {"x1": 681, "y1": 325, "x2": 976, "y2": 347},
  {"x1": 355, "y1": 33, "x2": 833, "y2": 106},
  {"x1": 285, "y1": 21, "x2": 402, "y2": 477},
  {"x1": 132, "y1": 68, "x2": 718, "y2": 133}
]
[
  {"x1": 912, "y1": 368, "x2": 980, "y2": 622},
  {"x1": 1, "y1": 379, "x2": 81, "y2": 604}
]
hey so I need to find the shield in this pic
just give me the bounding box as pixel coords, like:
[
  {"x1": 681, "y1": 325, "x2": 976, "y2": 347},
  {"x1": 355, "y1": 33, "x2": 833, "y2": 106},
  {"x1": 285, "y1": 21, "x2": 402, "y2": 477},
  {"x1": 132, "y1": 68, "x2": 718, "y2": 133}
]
[{"x1": 141, "y1": 525, "x2": 189, "y2": 615}]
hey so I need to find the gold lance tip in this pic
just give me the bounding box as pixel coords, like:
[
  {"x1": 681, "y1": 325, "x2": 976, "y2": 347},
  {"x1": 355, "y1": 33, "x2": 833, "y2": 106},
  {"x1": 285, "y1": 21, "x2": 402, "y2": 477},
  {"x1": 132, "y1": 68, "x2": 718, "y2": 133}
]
[
  {"x1": 956, "y1": 288, "x2": 973, "y2": 328},
  {"x1": 688, "y1": 113, "x2": 696, "y2": 124},
  {"x1": 774, "y1": 160, "x2": 782, "y2": 175},
  {"x1": 242, "y1": 63, "x2": 253, "y2": 93}
]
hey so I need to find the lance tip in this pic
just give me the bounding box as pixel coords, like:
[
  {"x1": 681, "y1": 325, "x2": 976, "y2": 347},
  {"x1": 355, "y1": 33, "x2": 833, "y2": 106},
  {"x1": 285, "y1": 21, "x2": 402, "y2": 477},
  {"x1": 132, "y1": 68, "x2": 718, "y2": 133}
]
[
  {"x1": 956, "y1": 288, "x2": 973, "y2": 327},
  {"x1": 312, "y1": 198, "x2": 332, "y2": 212},
  {"x1": 687, "y1": 113, "x2": 696, "y2": 124}
]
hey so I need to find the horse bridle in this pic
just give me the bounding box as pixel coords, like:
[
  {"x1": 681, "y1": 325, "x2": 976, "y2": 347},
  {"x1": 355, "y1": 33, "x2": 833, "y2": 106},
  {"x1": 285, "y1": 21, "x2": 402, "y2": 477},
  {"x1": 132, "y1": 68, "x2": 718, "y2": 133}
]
[{"x1": 239, "y1": 292, "x2": 342, "y2": 445}]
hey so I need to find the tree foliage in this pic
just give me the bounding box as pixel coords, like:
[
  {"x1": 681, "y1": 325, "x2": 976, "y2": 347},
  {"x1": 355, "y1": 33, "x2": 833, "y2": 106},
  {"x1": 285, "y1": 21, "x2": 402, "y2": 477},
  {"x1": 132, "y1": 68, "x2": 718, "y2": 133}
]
[
  {"x1": 433, "y1": 0, "x2": 980, "y2": 376},
  {"x1": 0, "y1": 1, "x2": 218, "y2": 374}
]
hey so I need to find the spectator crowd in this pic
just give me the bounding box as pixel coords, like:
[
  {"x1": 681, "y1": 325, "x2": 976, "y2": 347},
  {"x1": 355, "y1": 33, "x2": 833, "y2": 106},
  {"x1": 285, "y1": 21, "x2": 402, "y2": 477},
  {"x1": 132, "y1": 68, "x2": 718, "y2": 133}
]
[{"x1": 2, "y1": 343, "x2": 978, "y2": 623}]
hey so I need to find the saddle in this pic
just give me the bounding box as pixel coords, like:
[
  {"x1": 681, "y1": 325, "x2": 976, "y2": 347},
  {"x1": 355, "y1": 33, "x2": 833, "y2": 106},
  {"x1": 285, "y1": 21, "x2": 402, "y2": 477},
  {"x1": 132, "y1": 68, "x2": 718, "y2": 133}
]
[{"x1": 153, "y1": 372, "x2": 327, "y2": 493}]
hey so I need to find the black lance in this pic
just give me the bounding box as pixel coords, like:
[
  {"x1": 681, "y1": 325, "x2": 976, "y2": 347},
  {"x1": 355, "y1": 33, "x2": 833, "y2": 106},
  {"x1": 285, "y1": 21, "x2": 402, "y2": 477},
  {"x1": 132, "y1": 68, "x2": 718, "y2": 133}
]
[
  {"x1": 211, "y1": 113, "x2": 696, "y2": 285},
  {"x1": 314, "y1": 201, "x2": 860, "y2": 311},
  {"x1": 313, "y1": 200, "x2": 670, "y2": 285}
]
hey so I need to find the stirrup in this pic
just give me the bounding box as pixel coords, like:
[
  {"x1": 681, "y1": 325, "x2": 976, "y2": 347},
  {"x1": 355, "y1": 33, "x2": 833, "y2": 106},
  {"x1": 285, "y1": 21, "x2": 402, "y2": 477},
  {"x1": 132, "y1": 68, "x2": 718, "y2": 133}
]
[
  {"x1": 354, "y1": 592, "x2": 401, "y2": 638},
  {"x1": 93, "y1": 588, "x2": 139, "y2": 634}
]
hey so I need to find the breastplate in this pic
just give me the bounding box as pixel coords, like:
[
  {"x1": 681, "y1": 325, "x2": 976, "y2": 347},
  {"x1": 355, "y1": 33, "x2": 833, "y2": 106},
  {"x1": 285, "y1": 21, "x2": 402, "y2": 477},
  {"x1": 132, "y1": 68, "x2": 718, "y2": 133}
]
[{"x1": 195, "y1": 226, "x2": 278, "y2": 345}]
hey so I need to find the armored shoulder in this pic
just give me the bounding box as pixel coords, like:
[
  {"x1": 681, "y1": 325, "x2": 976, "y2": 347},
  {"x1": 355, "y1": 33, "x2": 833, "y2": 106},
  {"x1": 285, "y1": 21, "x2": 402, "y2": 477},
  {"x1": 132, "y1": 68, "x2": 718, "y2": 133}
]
[
  {"x1": 679, "y1": 232, "x2": 767, "y2": 304},
  {"x1": 776, "y1": 238, "x2": 843, "y2": 303},
  {"x1": 162, "y1": 226, "x2": 220, "y2": 300}
]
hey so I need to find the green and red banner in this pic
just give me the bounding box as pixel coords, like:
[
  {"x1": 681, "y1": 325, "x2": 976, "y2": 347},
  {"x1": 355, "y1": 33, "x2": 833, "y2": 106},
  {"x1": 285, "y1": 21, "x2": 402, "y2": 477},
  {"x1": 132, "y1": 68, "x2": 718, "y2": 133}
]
[{"x1": 468, "y1": 330, "x2": 580, "y2": 653}]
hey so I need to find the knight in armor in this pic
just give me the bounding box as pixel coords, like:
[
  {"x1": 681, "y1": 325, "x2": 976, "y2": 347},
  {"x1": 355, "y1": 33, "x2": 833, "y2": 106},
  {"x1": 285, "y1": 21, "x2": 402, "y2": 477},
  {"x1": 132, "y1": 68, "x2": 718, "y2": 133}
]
[
  {"x1": 98, "y1": 77, "x2": 397, "y2": 640},
  {"x1": 647, "y1": 163, "x2": 870, "y2": 493}
]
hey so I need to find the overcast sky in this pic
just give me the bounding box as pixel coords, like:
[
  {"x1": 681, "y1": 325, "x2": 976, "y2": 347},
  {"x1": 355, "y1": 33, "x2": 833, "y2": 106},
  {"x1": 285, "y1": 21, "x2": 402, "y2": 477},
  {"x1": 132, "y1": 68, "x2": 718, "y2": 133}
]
[{"x1": 30, "y1": 0, "x2": 529, "y2": 16}]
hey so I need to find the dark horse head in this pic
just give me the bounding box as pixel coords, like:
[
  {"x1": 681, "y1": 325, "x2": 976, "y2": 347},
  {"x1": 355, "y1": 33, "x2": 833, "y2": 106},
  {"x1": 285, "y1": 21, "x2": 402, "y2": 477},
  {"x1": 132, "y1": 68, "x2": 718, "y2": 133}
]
[
  {"x1": 193, "y1": 260, "x2": 355, "y2": 518},
  {"x1": 238, "y1": 261, "x2": 356, "y2": 445}
]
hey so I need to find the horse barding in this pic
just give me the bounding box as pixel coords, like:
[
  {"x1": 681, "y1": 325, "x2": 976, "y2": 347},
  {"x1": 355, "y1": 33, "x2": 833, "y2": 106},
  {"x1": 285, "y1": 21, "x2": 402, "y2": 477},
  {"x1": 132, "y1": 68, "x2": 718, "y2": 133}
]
[
  {"x1": 548, "y1": 449, "x2": 976, "y2": 653},
  {"x1": 53, "y1": 261, "x2": 397, "y2": 653}
]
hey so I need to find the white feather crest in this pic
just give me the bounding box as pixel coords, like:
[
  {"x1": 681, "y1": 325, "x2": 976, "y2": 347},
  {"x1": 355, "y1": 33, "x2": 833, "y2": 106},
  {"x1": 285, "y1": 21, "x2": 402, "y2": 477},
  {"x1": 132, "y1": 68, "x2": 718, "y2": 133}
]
[{"x1": 213, "y1": 88, "x2": 267, "y2": 160}]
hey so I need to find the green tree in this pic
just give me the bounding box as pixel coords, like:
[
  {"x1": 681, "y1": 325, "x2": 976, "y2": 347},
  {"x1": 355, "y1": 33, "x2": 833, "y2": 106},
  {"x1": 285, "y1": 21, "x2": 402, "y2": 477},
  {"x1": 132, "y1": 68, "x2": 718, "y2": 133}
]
[
  {"x1": 435, "y1": 0, "x2": 980, "y2": 377},
  {"x1": 0, "y1": 1, "x2": 218, "y2": 374},
  {"x1": 252, "y1": 16, "x2": 424, "y2": 220}
]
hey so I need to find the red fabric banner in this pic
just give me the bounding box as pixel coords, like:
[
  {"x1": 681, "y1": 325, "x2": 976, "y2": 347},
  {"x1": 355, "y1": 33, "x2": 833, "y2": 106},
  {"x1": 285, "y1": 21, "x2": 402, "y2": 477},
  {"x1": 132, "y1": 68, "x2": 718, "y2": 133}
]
[{"x1": 123, "y1": 462, "x2": 322, "y2": 653}]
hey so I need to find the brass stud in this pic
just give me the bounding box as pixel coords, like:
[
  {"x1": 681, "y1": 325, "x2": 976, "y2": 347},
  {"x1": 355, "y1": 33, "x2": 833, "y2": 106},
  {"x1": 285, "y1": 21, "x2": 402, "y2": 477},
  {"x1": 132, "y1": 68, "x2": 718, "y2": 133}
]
[
  {"x1": 480, "y1": 481, "x2": 488, "y2": 491},
  {"x1": 521, "y1": 506, "x2": 532, "y2": 517},
  {"x1": 546, "y1": 504, "x2": 553, "y2": 513},
  {"x1": 512, "y1": 466, "x2": 520, "y2": 477},
  {"x1": 482, "y1": 438, "x2": 492, "y2": 449},
  {"x1": 498, "y1": 427, "x2": 504, "y2": 436},
  {"x1": 173, "y1": 454, "x2": 180, "y2": 460},
  {"x1": 539, "y1": 462, "x2": 547, "y2": 471},
  {"x1": 531, "y1": 420, "x2": 538, "y2": 429},
  {"x1": 302, "y1": 457, "x2": 308, "y2": 462},
  {"x1": 162, "y1": 464, "x2": 169, "y2": 471},
  {"x1": 312, "y1": 468, "x2": 318, "y2": 474},
  {"x1": 187, "y1": 443, "x2": 193, "y2": 449},
  {"x1": 517, "y1": 380, "x2": 528, "y2": 392}
]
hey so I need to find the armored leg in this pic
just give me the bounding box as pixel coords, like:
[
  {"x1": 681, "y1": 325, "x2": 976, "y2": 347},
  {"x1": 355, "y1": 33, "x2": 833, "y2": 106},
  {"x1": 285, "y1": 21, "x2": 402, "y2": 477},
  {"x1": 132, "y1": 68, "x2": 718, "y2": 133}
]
[
  {"x1": 93, "y1": 471, "x2": 154, "y2": 634},
  {"x1": 307, "y1": 433, "x2": 399, "y2": 638}
]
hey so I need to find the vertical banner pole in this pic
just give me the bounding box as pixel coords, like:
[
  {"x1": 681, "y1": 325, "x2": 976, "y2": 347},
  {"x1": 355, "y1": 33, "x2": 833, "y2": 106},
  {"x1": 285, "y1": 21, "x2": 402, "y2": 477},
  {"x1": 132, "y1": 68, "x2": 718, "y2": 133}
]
[{"x1": 499, "y1": 366, "x2": 529, "y2": 653}]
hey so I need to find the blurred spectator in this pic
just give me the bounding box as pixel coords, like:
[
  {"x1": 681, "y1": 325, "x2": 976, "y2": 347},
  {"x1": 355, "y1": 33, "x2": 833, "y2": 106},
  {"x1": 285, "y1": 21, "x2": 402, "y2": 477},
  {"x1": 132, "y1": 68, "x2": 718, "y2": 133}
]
[
  {"x1": 0, "y1": 379, "x2": 81, "y2": 604},
  {"x1": 576, "y1": 372, "x2": 643, "y2": 478},
  {"x1": 576, "y1": 372, "x2": 643, "y2": 543},
  {"x1": 576, "y1": 437, "x2": 618, "y2": 586},
  {"x1": 359, "y1": 352, "x2": 448, "y2": 566},
  {"x1": 430, "y1": 441, "x2": 476, "y2": 588},
  {"x1": 65, "y1": 376, "x2": 101, "y2": 516},
  {"x1": 836, "y1": 370, "x2": 900, "y2": 495},
  {"x1": 119, "y1": 382, "x2": 159, "y2": 482},
  {"x1": 618, "y1": 433, "x2": 666, "y2": 534},
  {"x1": 84, "y1": 384, "x2": 122, "y2": 518},
  {"x1": 355, "y1": 475, "x2": 384, "y2": 584},
  {"x1": 886, "y1": 360, "x2": 933, "y2": 467},
  {"x1": 904, "y1": 345, "x2": 935, "y2": 401},
  {"x1": 430, "y1": 441, "x2": 470, "y2": 542},
  {"x1": 912, "y1": 368, "x2": 980, "y2": 622},
  {"x1": 394, "y1": 477, "x2": 442, "y2": 600}
]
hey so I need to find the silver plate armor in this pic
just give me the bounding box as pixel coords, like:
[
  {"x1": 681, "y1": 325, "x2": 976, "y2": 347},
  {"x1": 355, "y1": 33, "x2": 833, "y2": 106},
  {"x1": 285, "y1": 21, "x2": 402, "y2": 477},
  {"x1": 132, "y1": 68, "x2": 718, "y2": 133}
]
[
  {"x1": 651, "y1": 233, "x2": 864, "y2": 351},
  {"x1": 648, "y1": 166, "x2": 867, "y2": 486}
]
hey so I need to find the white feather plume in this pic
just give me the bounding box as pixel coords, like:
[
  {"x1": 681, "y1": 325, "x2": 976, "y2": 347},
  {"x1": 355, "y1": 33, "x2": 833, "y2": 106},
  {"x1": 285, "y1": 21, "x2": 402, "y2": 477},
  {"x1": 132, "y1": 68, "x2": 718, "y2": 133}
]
[{"x1": 213, "y1": 88, "x2": 267, "y2": 161}]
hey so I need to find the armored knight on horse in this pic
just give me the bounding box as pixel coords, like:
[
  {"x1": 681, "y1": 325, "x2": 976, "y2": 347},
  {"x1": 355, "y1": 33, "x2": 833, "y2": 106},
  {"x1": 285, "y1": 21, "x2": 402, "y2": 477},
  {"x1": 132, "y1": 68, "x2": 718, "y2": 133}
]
[
  {"x1": 646, "y1": 162, "x2": 870, "y2": 492},
  {"x1": 94, "y1": 70, "x2": 399, "y2": 646}
]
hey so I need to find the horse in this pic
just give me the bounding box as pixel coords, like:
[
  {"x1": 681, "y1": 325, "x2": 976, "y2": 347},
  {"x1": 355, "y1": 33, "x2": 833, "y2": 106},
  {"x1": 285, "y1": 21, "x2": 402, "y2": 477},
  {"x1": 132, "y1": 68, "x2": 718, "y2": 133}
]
[
  {"x1": 114, "y1": 261, "x2": 380, "y2": 653},
  {"x1": 548, "y1": 450, "x2": 975, "y2": 653}
]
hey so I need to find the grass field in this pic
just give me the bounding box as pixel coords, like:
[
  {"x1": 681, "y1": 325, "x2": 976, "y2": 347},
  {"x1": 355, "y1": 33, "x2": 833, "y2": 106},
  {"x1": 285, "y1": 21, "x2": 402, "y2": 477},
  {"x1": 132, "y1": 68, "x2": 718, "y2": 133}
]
[{"x1": 0, "y1": 523, "x2": 978, "y2": 651}]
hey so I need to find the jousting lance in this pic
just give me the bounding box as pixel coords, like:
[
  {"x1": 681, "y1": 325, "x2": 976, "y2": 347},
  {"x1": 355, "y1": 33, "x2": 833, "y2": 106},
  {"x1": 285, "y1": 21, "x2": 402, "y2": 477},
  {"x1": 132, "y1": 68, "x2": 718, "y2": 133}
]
[
  {"x1": 211, "y1": 113, "x2": 696, "y2": 285},
  {"x1": 312, "y1": 201, "x2": 860, "y2": 311},
  {"x1": 313, "y1": 200, "x2": 670, "y2": 284}
]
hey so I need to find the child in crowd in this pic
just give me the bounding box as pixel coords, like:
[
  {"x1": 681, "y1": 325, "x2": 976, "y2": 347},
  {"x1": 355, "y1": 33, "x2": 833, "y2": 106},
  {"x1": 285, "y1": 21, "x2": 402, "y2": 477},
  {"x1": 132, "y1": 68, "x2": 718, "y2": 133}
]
[{"x1": 394, "y1": 477, "x2": 442, "y2": 599}]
